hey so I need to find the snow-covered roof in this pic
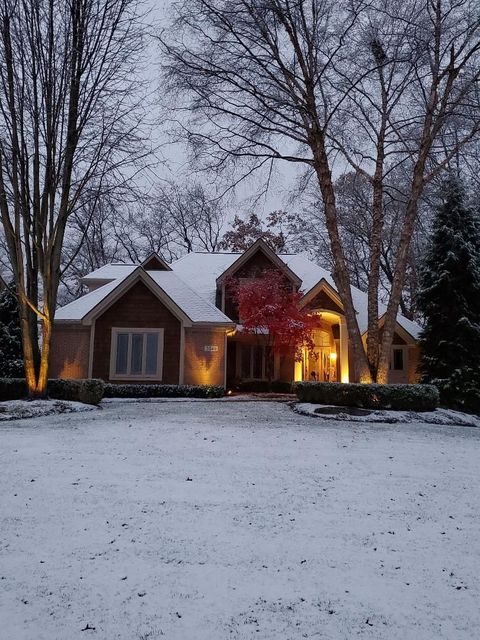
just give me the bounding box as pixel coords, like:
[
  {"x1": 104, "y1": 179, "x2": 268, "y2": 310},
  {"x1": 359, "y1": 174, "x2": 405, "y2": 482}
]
[
  {"x1": 172, "y1": 251, "x2": 421, "y2": 340},
  {"x1": 56, "y1": 278, "x2": 123, "y2": 321},
  {"x1": 56, "y1": 269, "x2": 233, "y2": 325},
  {"x1": 148, "y1": 271, "x2": 233, "y2": 324},
  {"x1": 283, "y1": 253, "x2": 420, "y2": 339},
  {"x1": 80, "y1": 264, "x2": 136, "y2": 282},
  {"x1": 173, "y1": 252, "x2": 241, "y2": 304},
  {"x1": 66, "y1": 249, "x2": 421, "y2": 339}
]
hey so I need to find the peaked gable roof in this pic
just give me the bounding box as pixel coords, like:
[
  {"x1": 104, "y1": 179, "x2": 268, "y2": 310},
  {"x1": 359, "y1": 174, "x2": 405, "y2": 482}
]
[
  {"x1": 141, "y1": 252, "x2": 171, "y2": 271},
  {"x1": 71, "y1": 246, "x2": 421, "y2": 340},
  {"x1": 172, "y1": 250, "x2": 421, "y2": 340},
  {"x1": 56, "y1": 267, "x2": 234, "y2": 326},
  {"x1": 215, "y1": 238, "x2": 302, "y2": 288}
]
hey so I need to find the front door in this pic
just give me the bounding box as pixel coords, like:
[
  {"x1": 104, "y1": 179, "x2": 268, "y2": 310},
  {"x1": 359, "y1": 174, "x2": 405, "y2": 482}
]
[{"x1": 306, "y1": 348, "x2": 335, "y2": 382}]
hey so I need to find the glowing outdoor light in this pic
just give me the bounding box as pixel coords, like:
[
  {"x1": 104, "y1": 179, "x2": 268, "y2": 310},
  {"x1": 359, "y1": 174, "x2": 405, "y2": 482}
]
[{"x1": 329, "y1": 352, "x2": 337, "y2": 361}]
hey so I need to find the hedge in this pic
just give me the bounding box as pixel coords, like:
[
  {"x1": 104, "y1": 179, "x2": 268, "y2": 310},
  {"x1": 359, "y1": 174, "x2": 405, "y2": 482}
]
[
  {"x1": 103, "y1": 383, "x2": 225, "y2": 399},
  {"x1": 294, "y1": 381, "x2": 439, "y2": 412},
  {"x1": 230, "y1": 380, "x2": 293, "y2": 394},
  {"x1": 0, "y1": 378, "x2": 104, "y2": 405}
]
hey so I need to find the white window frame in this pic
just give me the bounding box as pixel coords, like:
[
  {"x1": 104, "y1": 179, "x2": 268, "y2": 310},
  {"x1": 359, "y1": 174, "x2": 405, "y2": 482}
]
[{"x1": 109, "y1": 328, "x2": 164, "y2": 380}]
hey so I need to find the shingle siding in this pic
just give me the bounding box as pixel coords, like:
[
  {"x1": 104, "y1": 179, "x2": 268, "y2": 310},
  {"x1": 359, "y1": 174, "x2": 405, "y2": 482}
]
[
  {"x1": 92, "y1": 281, "x2": 181, "y2": 384},
  {"x1": 50, "y1": 324, "x2": 91, "y2": 379},
  {"x1": 184, "y1": 327, "x2": 226, "y2": 387}
]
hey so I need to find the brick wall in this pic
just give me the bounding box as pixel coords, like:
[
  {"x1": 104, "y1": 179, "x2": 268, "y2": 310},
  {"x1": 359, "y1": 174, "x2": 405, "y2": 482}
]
[
  {"x1": 50, "y1": 324, "x2": 91, "y2": 379},
  {"x1": 184, "y1": 327, "x2": 226, "y2": 387},
  {"x1": 92, "y1": 281, "x2": 181, "y2": 384}
]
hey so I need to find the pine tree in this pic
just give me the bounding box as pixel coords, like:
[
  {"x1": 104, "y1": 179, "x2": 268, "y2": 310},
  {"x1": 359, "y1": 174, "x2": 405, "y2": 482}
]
[
  {"x1": 0, "y1": 283, "x2": 24, "y2": 378},
  {"x1": 417, "y1": 177, "x2": 480, "y2": 414}
]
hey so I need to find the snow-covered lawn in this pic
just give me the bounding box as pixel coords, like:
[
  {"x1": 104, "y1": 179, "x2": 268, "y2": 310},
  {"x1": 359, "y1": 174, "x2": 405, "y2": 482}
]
[
  {"x1": 1, "y1": 401, "x2": 479, "y2": 640},
  {"x1": 0, "y1": 399, "x2": 96, "y2": 421}
]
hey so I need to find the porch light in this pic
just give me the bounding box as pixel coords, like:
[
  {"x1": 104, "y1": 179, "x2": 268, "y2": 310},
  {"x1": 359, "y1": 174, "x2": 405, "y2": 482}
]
[{"x1": 329, "y1": 352, "x2": 337, "y2": 361}]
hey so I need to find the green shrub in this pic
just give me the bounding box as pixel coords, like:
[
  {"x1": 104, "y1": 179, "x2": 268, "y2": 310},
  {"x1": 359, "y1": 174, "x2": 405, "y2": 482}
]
[
  {"x1": 294, "y1": 382, "x2": 439, "y2": 412},
  {"x1": 47, "y1": 378, "x2": 82, "y2": 401},
  {"x1": 432, "y1": 376, "x2": 480, "y2": 416},
  {"x1": 103, "y1": 383, "x2": 224, "y2": 399},
  {"x1": 0, "y1": 378, "x2": 104, "y2": 405},
  {"x1": 0, "y1": 378, "x2": 27, "y2": 400},
  {"x1": 230, "y1": 380, "x2": 293, "y2": 393},
  {"x1": 78, "y1": 379, "x2": 105, "y2": 405}
]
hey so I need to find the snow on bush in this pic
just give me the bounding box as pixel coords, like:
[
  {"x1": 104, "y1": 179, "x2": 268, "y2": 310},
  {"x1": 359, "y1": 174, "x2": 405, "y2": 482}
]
[
  {"x1": 0, "y1": 378, "x2": 105, "y2": 405},
  {"x1": 103, "y1": 383, "x2": 224, "y2": 399},
  {"x1": 295, "y1": 381, "x2": 439, "y2": 412}
]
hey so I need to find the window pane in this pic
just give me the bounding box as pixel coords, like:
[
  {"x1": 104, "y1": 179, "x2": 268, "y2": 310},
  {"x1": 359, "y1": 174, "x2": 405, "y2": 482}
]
[
  {"x1": 240, "y1": 345, "x2": 251, "y2": 378},
  {"x1": 145, "y1": 333, "x2": 159, "y2": 375},
  {"x1": 131, "y1": 333, "x2": 144, "y2": 375},
  {"x1": 265, "y1": 347, "x2": 274, "y2": 380},
  {"x1": 252, "y1": 345, "x2": 263, "y2": 378},
  {"x1": 115, "y1": 333, "x2": 129, "y2": 375},
  {"x1": 393, "y1": 349, "x2": 404, "y2": 370}
]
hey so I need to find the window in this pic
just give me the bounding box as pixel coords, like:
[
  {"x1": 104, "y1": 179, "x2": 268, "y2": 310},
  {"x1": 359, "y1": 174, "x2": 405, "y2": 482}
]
[
  {"x1": 110, "y1": 328, "x2": 164, "y2": 380},
  {"x1": 390, "y1": 348, "x2": 404, "y2": 371},
  {"x1": 238, "y1": 344, "x2": 274, "y2": 379}
]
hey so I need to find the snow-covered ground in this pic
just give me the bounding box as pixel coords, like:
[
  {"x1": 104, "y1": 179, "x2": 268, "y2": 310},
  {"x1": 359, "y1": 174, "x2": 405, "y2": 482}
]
[
  {"x1": 0, "y1": 399, "x2": 96, "y2": 422},
  {"x1": 295, "y1": 402, "x2": 480, "y2": 427},
  {"x1": 1, "y1": 401, "x2": 479, "y2": 640}
]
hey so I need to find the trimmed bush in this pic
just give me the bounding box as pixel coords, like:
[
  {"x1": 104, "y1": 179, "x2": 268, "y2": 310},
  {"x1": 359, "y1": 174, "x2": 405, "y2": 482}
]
[
  {"x1": 0, "y1": 378, "x2": 104, "y2": 405},
  {"x1": 103, "y1": 383, "x2": 225, "y2": 399},
  {"x1": 231, "y1": 380, "x2": 293, "y2": 394},
  {"x1": 47, "y1": 378, "x2": 83, "y2": 401},
  {"x1": 78, "y1": 379, "x2": 105, "y2": 405},
  {"x1": 295, "y1": 382, "x2": 439, "y2": 412}
]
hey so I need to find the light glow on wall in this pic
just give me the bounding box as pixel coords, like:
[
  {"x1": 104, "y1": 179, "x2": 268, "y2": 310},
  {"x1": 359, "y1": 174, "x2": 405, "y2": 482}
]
[
  {"x1": 184, "y1": 337, "x2": 222, "y2": 385},
  {"x1": 59, "y1": 359, "x2": 83, "y2": 379},
  {"x1": 294, "y1": 360, "x2": 303, "y2": 382}
]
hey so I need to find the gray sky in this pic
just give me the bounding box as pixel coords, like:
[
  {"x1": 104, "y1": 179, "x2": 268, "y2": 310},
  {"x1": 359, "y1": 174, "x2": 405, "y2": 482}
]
[{"x1": 145, "y1": 0, "x2": 302, "y2": 220}]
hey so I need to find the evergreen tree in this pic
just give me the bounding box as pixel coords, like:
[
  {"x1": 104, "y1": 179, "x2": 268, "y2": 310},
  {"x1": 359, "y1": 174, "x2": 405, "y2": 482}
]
[
  {"x1": 0, "y1": 283, "x2": 24, "y2": 377},
  {"x1": 417, "y1": 177, "x2": 480, "y2": 414}
]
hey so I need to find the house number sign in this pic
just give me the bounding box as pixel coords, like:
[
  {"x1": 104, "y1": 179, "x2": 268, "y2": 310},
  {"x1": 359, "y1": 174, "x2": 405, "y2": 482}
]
[{"x1": 204, "y1": 345, "x2": 219, "y2": 352}]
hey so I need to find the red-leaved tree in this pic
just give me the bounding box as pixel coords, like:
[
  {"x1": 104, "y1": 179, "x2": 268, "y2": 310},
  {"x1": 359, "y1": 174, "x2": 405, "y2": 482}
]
[{"x1": 229, "y1": 270, "x2": 320, "y2": 382}]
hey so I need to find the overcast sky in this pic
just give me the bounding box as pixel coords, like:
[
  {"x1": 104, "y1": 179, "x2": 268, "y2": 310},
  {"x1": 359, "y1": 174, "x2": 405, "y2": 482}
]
[{"x1": 145, "y1": 0, "x2": 302, "y2": 220}]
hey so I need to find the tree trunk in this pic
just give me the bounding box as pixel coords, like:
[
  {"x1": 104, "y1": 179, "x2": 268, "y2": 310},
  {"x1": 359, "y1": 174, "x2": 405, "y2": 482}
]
[
  {"x1": 376, "y1": 170, "x2": 426, "y2": 382},
  {"x1": 366, "y1": 123, "x2": 387, "y2": 381},
  {"x1": 311, "y1": 142, "x2": 372, "y2": 383}
]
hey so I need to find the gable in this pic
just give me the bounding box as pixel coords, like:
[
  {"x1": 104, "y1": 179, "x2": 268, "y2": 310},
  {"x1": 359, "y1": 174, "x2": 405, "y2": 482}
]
[
  {"x1": 300, "y1": 279, "x2": 345, "y2": 315},
  {"x1": 303, "y1": 288, "x2": 344, "y2": 315},
  {"x1": 216, "y1": 239, "x2": 301, "y2": 288},
  {"x1": 95, "y1": 280, "x2": 181, "y2": 328},
  {"x1": 92, "y1": 281, "x2": 182, "y2": 384},
  {"x1": 141, "y1": 253, "x2": 171, "y2": 271},
  {"x1": 230, "y1": 251, "x2": 284, "y2": 280}
]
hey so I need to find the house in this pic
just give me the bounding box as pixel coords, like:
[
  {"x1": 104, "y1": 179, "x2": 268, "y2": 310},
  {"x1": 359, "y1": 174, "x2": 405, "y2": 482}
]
[{"x1": 51, "y1": 239, "x2": 421, "y2": 386}]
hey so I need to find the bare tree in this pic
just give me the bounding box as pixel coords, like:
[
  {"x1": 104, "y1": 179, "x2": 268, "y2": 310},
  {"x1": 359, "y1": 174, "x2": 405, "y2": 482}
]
[
  {"x1": 0, "y1": 0, "x2": 149, "y2": 396},
  {"x1": 152, "y1": 180, "x2": 227, "y2": 254},
  {"x1": 160, "y1": 0, "x2": 480, "y2": 382},
  {"x1": 219, "y1": 211, "x2": 292, "y2": 252}
]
